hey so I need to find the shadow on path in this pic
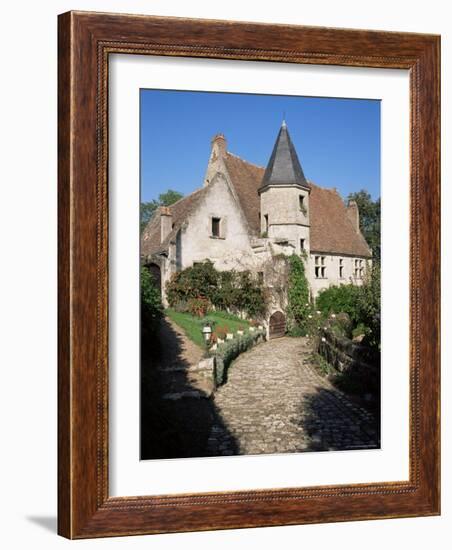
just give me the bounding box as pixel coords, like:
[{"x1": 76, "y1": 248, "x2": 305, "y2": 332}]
[
  {"x1": 140, "y1": 317, "x2": 239, "y2": 459},
  {"x1": 299, "y1": 386, "x2": 380, "y2": 452}
]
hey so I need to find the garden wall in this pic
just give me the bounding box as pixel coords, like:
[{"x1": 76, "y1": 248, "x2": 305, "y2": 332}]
[{"x1": 317, "y1": 328, "x2": 380, "y2": 388}]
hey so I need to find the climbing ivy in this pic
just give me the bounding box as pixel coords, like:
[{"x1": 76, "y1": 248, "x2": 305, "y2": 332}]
[{"x1": 287, "y1": 254, "x2": 310, "y2": 331}]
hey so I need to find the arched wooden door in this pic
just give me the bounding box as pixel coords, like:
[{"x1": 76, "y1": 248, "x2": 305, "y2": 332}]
[{"x1": 269, "y1": 311, "x2": 286, "y2": 339}]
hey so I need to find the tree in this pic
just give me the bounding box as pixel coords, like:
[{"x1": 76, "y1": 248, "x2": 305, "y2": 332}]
[
  {"x1": 347, "y1": 190, "x2": 381, "y2": 263},
  {"x1": 140, "y1": 189, "x2": 184, "y2": 232}
]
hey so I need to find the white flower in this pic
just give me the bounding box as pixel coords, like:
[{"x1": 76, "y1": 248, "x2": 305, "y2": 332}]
[
  {"x1": 316, "y1": 310, "x2": 321, "y2": 315},
  {"x1": 331, "y1": 313, "x2": 336, "y2": 319},
  {"x1": 321, "y1": 337, "x2": 326, "y2": 342},
  {"x1": 305, "y1": 334, "x2": 309, "y2": 338},
  {"x1": 308, "y1": 314, "x2": 312, "y2": 319}
]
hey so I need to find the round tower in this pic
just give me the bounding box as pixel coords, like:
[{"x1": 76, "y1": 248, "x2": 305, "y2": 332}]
[{"x1": 258, "y1": 121, "x2": 310, "y2": 256}]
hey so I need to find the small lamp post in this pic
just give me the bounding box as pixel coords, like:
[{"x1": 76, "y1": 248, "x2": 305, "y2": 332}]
[{"x1": 202, "y1": 324, "x2": 212, "y2": 348}]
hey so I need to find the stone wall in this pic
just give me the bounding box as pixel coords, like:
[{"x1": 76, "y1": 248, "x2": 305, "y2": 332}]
[{"x1": 317, "y1": 328, "x2": 380, "y2": 389}]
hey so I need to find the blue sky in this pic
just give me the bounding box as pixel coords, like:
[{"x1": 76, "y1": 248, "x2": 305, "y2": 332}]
[{"x1": 140, "y1": 90, "x2": 380, "y2": 203}]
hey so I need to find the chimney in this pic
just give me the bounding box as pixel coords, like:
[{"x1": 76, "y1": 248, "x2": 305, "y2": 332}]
[
  {"x1": 211, "y1": 133, "x2": 227, "y2": 158},
  {"x1": 204, "y1": 133, "x2": 227, "y2": 187},
  {"x1": 160, "y1": 206, "x2": 172, "y2": 242},
  {"x1": 346, "y1": 200, "x2": 360, "y2": 232}
]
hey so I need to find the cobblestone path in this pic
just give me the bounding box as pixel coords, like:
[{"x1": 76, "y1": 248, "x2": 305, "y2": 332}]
[{"x1": 207, "y1": 337, "x2": 379, "y2": 456}]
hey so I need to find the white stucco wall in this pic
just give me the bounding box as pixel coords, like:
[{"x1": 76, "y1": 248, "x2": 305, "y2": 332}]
[
  {"x1": 180, "y1": 174, "x2": 258, "y2": 272},
  {"x1": 308, "y1": 253, "x2": 371, "y2": 297}
]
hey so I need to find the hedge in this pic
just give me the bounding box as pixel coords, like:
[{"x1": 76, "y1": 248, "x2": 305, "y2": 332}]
[{"x1": 211, "y1": 328, "x2": 265, "y2": 386}]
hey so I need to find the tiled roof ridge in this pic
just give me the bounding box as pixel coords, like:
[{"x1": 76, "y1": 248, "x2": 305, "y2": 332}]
[
  {"x1": 225, "y1": 151, "x2": 265, "y2": 170},
  {"x1": 168, "y1": 186, "x2": 204, "y2": 211}
]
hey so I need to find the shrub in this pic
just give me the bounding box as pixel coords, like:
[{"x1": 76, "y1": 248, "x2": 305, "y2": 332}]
[
  {"x1": 287, "y1": 325, "x2": 306, "y2": 337},
  {"x1": 187, "y1": 296, "x2": 212, "y2": 317},
  {"x1": 355, "y1": 263, "x2": 381, "y2": 349},
  {"x1": 141, "y1": 266, "x2": 163, "y2": 343},
  {"x1": 215, "y1": 270, "x2": 239, "y2": 311},
  {"x1": 352, "y1": 322, "x2": 368, "y2": 339},
  {"x1": 172, "y1": 300, "x2": 190, "y2": 313},
  {"x1": 166, "y1": 260, "x2": 219, "y2": 305},
  {"x1": 235, "y1": 270, "x2": 266, "y2": 318},
  {"x1": 316, "y1": 284, "x2": 362, "y2": 324},
  {"x1": 166, "y1": 262, "x2": 266, "y2": 318},
  {"x1": 316, "y1": 264, "x2": 380, "y2": 350}
]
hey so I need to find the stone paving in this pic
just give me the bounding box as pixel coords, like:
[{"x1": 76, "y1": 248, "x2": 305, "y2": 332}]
[
  {"x1": 142, "y1": 321, "x2": 379, "y2": 459},
  {"x1": 206, "y1": 336, "x2": 379, "y2": 456}
]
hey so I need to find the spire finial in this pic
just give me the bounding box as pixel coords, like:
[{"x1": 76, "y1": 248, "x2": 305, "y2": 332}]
[{"x1": 281, "y1": 113, "x2": 287, "y2": 128}]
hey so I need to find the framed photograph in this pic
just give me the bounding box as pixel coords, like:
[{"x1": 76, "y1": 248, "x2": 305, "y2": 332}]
[{"x1": 58, "y1": 11, "x2": 440, "y2": 538}]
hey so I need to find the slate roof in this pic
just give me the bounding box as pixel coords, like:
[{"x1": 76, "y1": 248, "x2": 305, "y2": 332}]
[
  {"x1": 141, "y1": 131, "x2": 372, "y2": 259},
  {"x1": 259, "y1": 121, "x2": 308, "y2": 190}
]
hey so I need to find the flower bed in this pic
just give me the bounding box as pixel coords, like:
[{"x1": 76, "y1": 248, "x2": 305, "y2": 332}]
[{"x1": 165, "y1": 309, "x2": 250, "y2": 349}]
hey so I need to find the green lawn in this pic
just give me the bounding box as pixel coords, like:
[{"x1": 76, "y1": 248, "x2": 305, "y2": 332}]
[{"x1": 165, "y1": 309, "x2": 251, "y2": 349}]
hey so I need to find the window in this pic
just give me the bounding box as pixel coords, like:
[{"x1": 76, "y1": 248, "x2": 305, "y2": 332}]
[
  {"x1": 300, "y1": 239, "x2": 305, "y2": 251},
  {"x1": 211, "y1": 217, "x2": 221, "y2": 237},
  {"x1": 354, "y1": 258, "x2": 364, "y2": 278},
  {"x1": 315, "y1": 255, "x2": 326, "y2": 278},
  {"x1": 257, "y1": 271, "x2": 264, "y2": 284},
  {"x1": 339, "y1": 258, "x2": 344, "y2": 278},
  {"x1": 299, "y1": 195, "x2": 304, "y2": 209},
  {"x1": 264, "y1": 214, "x2": 269, "y2": 233}
]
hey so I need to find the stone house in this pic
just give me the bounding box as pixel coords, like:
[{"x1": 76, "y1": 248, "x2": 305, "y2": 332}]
[{"x1": 141, "y1": 121, "x2": 372, "y2": 335}]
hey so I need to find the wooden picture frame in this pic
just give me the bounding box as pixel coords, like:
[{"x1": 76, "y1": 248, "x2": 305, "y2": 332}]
[{"x1": 58, "y1": 11, "x2": 440, "y2": 539}]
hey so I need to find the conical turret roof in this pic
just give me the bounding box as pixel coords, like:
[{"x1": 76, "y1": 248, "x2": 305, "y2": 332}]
[{"x1": 259, "y1": 121, "x2": 309, "y2": 190}]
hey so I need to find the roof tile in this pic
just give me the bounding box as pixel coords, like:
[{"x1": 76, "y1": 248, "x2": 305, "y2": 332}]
[{"x1": 141, "y1": 145, "x2": 372, "y2": 259}]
